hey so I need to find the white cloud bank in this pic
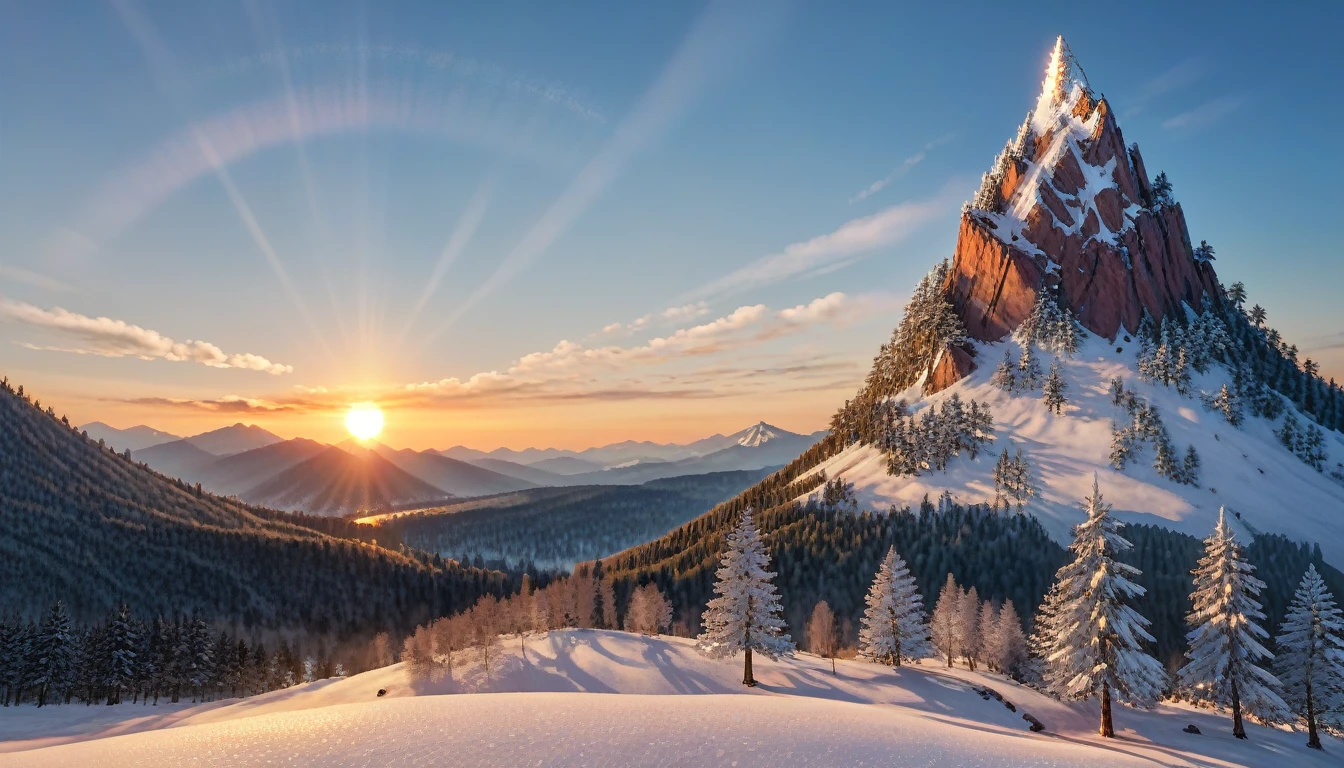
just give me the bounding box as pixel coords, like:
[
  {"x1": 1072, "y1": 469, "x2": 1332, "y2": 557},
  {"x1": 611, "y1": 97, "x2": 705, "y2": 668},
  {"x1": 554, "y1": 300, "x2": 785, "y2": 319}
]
[
  {"x1": 690, "y1": 183, "x2": 960, "y2": 300},
  {"x1": 0, "y1": 298, "x2": 293, "y2": 375}
]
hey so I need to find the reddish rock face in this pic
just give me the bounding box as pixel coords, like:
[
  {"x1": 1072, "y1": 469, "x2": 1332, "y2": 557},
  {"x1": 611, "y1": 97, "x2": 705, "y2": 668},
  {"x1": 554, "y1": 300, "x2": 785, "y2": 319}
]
[
  {"x1": 925, "y1": 83, "x2": 1221, "y2": 396},
  {"x1": 944, "y1": 95, "x2": 1220, "y2": 348},
  {"x1": 926, "y1": 345, "x2": 976, "y2": 395}
]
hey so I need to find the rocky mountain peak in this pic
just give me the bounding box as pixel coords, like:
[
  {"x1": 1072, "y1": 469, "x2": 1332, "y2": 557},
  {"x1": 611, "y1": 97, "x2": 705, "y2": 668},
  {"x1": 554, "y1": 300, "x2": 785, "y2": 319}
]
[{"x1": 933, "y1": 38, "x2": 1221, "y2": 392}]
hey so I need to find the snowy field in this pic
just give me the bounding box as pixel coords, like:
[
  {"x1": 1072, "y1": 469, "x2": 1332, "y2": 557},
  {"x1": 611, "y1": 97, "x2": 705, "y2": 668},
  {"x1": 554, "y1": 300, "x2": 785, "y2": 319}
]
[
  {"x1": 801, "y1": 335, "x2": 1344, "y2": 566},
  {"x1": 2, "y1": 629, "x2": 1336, "y2": 767}
]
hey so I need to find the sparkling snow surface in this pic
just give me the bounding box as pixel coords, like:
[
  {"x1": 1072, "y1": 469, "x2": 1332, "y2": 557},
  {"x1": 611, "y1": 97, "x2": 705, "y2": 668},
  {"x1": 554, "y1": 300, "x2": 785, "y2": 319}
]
[
  {"x1": 801, "y1": 335, "x2": 1344, "y2": 566},
  {"x1": 4, "y1": 630, "x2": 1337, "y2": 767}
]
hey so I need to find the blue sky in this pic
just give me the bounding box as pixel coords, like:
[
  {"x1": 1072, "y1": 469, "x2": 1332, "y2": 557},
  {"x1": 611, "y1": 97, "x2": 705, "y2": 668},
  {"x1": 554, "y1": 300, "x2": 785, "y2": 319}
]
[{"x1": 0, "y1": 1, "x2": 1340, "y2": 449}]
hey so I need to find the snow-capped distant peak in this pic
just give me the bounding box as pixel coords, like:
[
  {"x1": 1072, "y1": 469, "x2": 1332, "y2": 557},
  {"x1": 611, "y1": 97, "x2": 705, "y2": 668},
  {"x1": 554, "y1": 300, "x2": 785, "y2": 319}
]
[{"x1": 737, "y1": 421, "x2": 781, "y2": 448}]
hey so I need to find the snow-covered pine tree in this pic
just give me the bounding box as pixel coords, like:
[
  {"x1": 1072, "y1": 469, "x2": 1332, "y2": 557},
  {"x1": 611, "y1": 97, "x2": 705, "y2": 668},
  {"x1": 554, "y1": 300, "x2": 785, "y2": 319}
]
[
  {"x1": 858, "y1": 546, "x2": 932, "y2": 668},
  {"x1": 697, "y1": 509, "x2": 794, "y2": 686},
  {"x1": 103, "y1": 603, "x2": 138, "y2": 705},
  {"x1": 989, "y1": 600, "x2": 1029, "y2": 679},
  {"x1": 805, "y1": 601, "x2": 839, "y2": 675},
  {"x1": 930, "y1": 573, "x2": 960, "y2": 667},
  {"x1": 1179, "y1": 509, "x2": 1289, "y2": 738},
  {"x1": 957, "y1": 586, "x2": 983, "y2": 671},
  {"x1": 1041, "y1": 477, "x2": 1166, "y2": 737},
  {"x1": 1274, "y1": 565, "x2": 1344, "y2": 749},
  {"x1": 1043, "y1": 358, "x2": 1067, "y2": 414},
  {"x1": 32, "y1": 601, "x2": 74, "y2": 707},
  {"x1": 978, "y1": 602, "x2": 1001, "y2": 671},
  {"x1": 1018, "y1": 345, "x2": 1042, "y2": 391},
  {"x1": 992, "y1": 348, "x2": 1018, "y2": 391},
  {"x1": 1206, "y1": 383, "x2": 1244, "y2": 427}
]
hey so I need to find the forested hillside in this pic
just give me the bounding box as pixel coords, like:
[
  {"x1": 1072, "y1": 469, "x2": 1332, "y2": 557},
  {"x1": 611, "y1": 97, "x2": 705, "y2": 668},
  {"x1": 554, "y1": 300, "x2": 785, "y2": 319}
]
[
  {"x1": 364, "y1": 469, "x2": 773, "y2": 569},
  {"x1": 0, "y1": 378, "x2": 509, "y2": 635},
  {"x1": 601, "y1": 489, "x2": 1344, "y2": 667}
]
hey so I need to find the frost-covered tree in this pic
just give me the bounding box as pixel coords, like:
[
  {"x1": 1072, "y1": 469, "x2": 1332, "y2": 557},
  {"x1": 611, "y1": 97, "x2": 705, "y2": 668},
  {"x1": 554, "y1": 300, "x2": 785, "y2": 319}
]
[
  {"x1": 930, "y1": 574, "x2": 960, "y2": 668},
  {"x1": 858, "y1": 546, "x2": 932, "y2": 668},
  {"x1": 1043, "y1": 358, "x2": 1067, "y2": 414},
  {"x1": 805, "y1": 601, "x2": 840, "y2": 675},
  {"x1": 628, "y1": 583, "x2": 673, "y2": 635},
  {"x1": 1179, "y1": 510, "x2": 1289, "y2": 738},
  {"x1": 697, "y1": 509, "x2": 794, "y2": 686},
  {"x1": 1204, "y1": 383, "x2": 1244, "y2": 427},
  {"x1": 992, "y1": 347, "x2": 1018, "y2": 391},
  {"x1": 863, "y1": 261, "x2": 967, "y2": 396},
  {"x1": 1040, "y1": 478, "x2": 1166, "y2": 737},
  {"x1": 1274, "y1": 565, "x2": 1344, "y2": 749},
  {"x1": 1018, "y1": 345, "x2": 1043, "y2": 391},
  {"x1": 993, "y1": 448, "x2": 1037, "y2": 510},
  {"x1": 958, "y1": 586, "x2": 983, "y2": 670},
  {"x1": 1193, "y1": 239, "x2": 1216, "y2": 263},
  {"x1": 1015, "y1": 292, "x2": 1081, "y2": 357},
  {"x1": 986, "y1": 600, "x2": 1029, "y2": 679}
]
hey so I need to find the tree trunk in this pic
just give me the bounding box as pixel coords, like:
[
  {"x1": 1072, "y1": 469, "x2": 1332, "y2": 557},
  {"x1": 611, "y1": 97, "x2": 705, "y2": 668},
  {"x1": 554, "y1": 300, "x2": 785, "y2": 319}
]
[
  {"x1": 1306, "y1": 681, "x2": 1320, "y2": 750},
  {"x1": 1231, "y1": 675, "x2": 1246, "y2": 739},
  {"x1": 743, "y1": 647, "x2": 756, "y2": 687},
  {"x1": 894, "y1": 623, "x2": 902, "y2": 668},
  {"x1": 1100, "y1": 680, "x2": 1114, "y2": 738},
  {"x1": 831, "y1": 656, "x2": 836, "y2": 676}
]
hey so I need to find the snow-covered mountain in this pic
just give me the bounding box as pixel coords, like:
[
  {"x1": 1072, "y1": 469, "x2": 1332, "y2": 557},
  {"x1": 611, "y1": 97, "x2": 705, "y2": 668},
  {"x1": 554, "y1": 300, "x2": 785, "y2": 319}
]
[
  {"x1": 787, "y1": 37, "x2": 1344, "y2": 566},
  {"x1": 442, "y1": 421, "x2": 821, "y2": 472},
  {"x1": 733, "y1": 421, "x2": 784, "y2": 447}
]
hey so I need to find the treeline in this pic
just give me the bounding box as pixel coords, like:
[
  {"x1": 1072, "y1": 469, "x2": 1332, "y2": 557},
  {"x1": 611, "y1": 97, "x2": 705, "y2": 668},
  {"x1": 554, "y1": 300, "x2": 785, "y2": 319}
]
[
  {"x1": 601, "y1": 491, "x2": 1344, "y2": 671},
  {"x1": 1, "y1": 601, "x2": 365, "y2": 708},
  {"x1": 0, "y1": 377, "x2": 511, "y2": 635},
  {"x1": 395, "y1": 568, "x2": 675, "y2": 683},
  {"x1": 361, "y1": 470, "x2": 771, "y2": 570}
]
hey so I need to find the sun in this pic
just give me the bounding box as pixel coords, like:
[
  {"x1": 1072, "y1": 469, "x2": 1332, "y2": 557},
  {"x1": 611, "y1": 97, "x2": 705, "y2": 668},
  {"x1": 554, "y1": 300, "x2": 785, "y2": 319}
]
[{"x1": 345, "y1": 403, "x2": 384, "y2": 441}]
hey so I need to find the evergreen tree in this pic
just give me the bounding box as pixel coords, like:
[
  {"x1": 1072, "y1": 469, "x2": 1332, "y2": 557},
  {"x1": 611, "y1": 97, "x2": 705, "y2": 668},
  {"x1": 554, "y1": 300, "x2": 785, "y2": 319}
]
[
  {"x1": 987, "y1": 600, "x2": 1029, "y2": 679},
  {"x1": 1040, "y1": 478, "x2": 1166, "y2": 737},
  {"x1": 957, "y1": 586, "x2": 983, "y2": 670},
  {"x1": 992, "y1": 348, "x2": 1017, "y2": 391},
  {"x1": 1043, "y1": 358, "x2": 1067, "y2": 414},
  {"x1": 100, "y1": 603, "x2": 139, "y2": 704},
  {"x1": 696, "y1": 509, "x2": 794, "y2": 686},
  {"x1": 1179, "y1": 510, "x2": 1288, "y2": 738},
  {"x1": 1274, "y1": 565, "x2": 1344, "y2": 749},
  {"x1": 930, "y1": 574, "x2": 960, "y2": 668},
  {"x1": 32, "y1": 601, "x2": 74, "y2": 707},
  {"x1": 1018, "y1": 345, "x2": 1043, "y2": 391},
  {"x1": 1181, "y1": 446, "x2": 1201, "y2": 487},
  {"x1": 858, "y1": 546, "x2": 932, "y2": 667}
]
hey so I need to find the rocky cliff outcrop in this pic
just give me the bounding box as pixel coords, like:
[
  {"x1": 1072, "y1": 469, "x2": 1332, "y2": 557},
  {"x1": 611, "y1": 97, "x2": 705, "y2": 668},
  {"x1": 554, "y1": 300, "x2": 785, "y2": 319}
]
[{"x1": 930, "y1": 37, "x2": 1221, "y2": 393}]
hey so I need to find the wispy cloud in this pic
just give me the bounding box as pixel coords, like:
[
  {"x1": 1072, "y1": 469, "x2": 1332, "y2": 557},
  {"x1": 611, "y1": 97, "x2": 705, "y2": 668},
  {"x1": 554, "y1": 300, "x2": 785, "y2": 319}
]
[
  {"x1": 1122, "y1": 56, "x2": 1206, "y2": 119},
  {"x1": 600, "y1": 301, "x2": 711, "y2": 337},
  {"x1": 422, "y1": 0, "x2": 780, "y2": 342},
  {"x1": 850, "y1": 134, "x2": 954, "y2": 203},
  {"x1": 126, "y1": 290, "x2": 891, "y2": 412},
  {"x1": 0, "y1": 298, "x2": 293, "y2": 374},
  {"x1": 1162, "y1": 95, "x2": 1244, "y2": 131},
  {"x1": 691, "y1": 182, "x2": 961, "y2": 300},
  {"x1": 0, "y1": 264, "x2": 72, "y2": 292}
]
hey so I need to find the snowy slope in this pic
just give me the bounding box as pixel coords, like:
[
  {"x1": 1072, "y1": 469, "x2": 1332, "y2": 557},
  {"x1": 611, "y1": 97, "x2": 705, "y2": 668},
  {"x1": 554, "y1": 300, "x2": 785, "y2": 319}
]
[
  {"x1": 5, "y1": 630, "x2": 1337, "y2": 767},
  {"x1": 799, "y1": 334, "x2": 1344, "y2": 565}
]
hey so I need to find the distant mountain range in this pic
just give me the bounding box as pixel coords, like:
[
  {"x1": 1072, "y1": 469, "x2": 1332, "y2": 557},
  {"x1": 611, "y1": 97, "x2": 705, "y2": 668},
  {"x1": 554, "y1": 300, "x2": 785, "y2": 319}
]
[{"x1": 87, "y1": 419, "x2": 825, "y2": 517}]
